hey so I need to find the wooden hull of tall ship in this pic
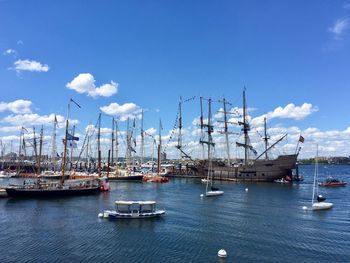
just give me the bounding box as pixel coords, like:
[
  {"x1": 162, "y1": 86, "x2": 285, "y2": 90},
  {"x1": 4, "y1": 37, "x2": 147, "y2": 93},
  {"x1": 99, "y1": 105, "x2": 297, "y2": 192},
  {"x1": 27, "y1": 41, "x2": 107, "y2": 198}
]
[
  {"x1": 5, "y1": 186, "x2": 101, "y2": 198},
  {"x1": 192, "y1": 154, "x2": 298, "y2": 182}
]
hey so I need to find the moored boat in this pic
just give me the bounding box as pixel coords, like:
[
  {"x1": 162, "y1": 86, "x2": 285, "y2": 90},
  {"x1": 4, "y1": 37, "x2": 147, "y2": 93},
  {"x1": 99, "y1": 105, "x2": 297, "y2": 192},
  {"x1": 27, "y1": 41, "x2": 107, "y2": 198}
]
[
  {"x1": 311, "y1": 145, "x2": 333, "y2": 211},
  {"x1": 100, "y1": 200, "x2": 165, "y2": 219},
  {"x1": 5, "y1": 178, "x2": 101, "y2": 198},
  {"x1": 319, "y1": 178, "x2": 347, "y2": 187}
]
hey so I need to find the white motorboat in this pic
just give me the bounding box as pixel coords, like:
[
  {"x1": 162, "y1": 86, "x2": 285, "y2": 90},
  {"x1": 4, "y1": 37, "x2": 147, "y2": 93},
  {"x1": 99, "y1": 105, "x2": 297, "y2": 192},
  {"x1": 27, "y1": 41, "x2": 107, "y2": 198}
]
[{"x1": 101, "y1": 201, "x2": 165, "y2": 219}]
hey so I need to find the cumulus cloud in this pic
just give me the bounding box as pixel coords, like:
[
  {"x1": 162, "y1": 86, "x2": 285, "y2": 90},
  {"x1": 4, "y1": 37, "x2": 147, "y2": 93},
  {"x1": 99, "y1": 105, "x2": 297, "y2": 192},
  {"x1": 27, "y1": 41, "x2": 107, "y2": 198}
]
[
  {"x1": 251, "y1": 103, "x2": 317, "y2": 127},
  {"x1": 267, "y1": 103, "x2": 317, "y2": 120},
  {"x1": 0, "y1": 99, "x2": 32, "y2": 114},
  {"x1": 2, "y1": 113, "x2": 78, "y2": 127},
  {"x1": 145, "y1": 127, "x2": 157, "y2": 136},
  {"x1": 100, "y1": 102, "x2": 142, "y2": 121},
  {"x1": 0, "y1": 126, "x2": 22, "y2": 133},
  {"x1": 13, "y1": 59, "x2": 49, "y2": 72},
  {"x1": 329, "y1": 18, "x2": 349, "y2": 39},
  {"x1": 66, "y1": 73, "x2": 118, "y2": 98}
]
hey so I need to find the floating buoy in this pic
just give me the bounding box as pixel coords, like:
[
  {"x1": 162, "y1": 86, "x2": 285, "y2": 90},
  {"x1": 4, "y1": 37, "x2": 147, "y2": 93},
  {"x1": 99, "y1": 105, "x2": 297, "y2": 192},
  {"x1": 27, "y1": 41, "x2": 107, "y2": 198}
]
[
  {"x1": 200, "y1": 194, "x2": 204, "y2": 198},
  {"x1": 245, "y1": 188, "x2": 248, "y2": 192},
  {"x1": 98, "y1": 213, "x2": 103, "y2": 218},
  {"x1": 302, "y1": 206, "x2": 308, "y2": 211},
  {"x1": 218, "y1": 249, "x2": 227, "y2": 258}
]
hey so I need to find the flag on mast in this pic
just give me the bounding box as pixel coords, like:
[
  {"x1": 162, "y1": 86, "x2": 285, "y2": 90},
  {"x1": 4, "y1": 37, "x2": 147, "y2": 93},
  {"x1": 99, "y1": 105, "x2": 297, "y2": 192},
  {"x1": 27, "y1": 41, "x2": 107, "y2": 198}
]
[{"x1": 298, "y1": 135, "x2": 305, "y2": 143}]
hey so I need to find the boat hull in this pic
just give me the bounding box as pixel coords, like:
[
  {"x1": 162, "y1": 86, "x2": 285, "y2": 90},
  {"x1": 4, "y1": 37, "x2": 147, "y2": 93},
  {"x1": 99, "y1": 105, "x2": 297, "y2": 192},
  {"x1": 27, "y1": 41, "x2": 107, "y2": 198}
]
[
  {"x1": 193, "y1": 154, "x2": 298, "y2": 182},
  {"x1": 5, "y1": 186, "x2": 100, "y2": 198},
  {"x1": 206, "y1": 190, "x2": 224, "y2": 196},
  {"x1": 312, "y1": 202, "x2": 333, "y2": 210},
  {"x1": 105, "y1": 210, "x2": 165, "y2": 219},
  {"x1": 320, "y1": 182, "x2": 347, "y2": 187}
]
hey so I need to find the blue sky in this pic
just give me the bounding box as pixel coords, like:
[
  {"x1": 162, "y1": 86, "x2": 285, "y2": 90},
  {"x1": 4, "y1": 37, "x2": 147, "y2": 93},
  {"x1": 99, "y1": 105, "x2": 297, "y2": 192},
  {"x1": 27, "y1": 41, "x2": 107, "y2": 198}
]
[{"x1": 1, "y1": 0, "x2": 350, "y2": 159}]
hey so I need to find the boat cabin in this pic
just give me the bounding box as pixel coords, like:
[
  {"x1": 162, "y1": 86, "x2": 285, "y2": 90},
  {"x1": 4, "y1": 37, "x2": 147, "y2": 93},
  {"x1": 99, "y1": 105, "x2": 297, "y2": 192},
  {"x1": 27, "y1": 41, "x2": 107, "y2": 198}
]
[{"x1": 115, "y1": 201, "x2": 156, "y2": 214}]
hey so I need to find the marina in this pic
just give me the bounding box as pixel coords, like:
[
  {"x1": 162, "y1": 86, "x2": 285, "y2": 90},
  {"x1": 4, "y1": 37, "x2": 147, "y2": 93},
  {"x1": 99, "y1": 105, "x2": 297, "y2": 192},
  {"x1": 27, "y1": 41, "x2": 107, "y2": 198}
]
[{"x1": 1, "y1": 1, "x2": 350, "y2": 262}]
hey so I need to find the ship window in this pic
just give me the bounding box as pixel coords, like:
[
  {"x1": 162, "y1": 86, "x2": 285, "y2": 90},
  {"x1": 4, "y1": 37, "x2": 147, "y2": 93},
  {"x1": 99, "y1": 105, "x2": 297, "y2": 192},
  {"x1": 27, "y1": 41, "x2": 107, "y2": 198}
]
[{"x1": 262, "y1": 173, "x2": 265, "y2": 176}]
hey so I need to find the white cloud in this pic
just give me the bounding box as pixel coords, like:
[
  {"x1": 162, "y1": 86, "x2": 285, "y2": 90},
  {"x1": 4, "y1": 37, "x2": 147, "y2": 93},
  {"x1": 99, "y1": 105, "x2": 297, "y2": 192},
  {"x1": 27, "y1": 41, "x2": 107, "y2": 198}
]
[
  {"x1": 17, "y1": 40, "x2": 23, "y2": 45},
  {"x1": 145, "y1": 127, "x2": 157, "y2": 136},
  {"x1": 3, "y1": 49, "x2": 16, "y2": 56},
  {"x1": 66, "y1": 73, "x2": 118, "y2": 98},
  {"x1": 0, "y1": 126, "x2": 22, "y2": 133},
  {"x1": 13, "y1": 59, "x2": 49, "y2": 72},
  {"x1": 268, "y1": 103, "x2": 317, "y2": 120},
  {"x1": 0, "y1": 99, "x2": 32, "y2": 114},
  {"x1": 2, "y1": 113, "x2": 78, "y2": 127},
  {"x1": 100, "y1": 102, "x2": 142, "y2": 121},
  {"x1": 329, "y1": 18, "x2": 349, "y2": 39}
]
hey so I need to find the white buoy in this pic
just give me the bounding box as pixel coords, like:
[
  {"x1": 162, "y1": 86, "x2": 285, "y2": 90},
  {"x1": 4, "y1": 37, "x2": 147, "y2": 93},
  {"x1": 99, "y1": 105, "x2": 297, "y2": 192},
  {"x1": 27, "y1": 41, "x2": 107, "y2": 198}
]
[
  {"x1": 98, "y1": 213, "x2": 103, "y2": 218},
  {"x1": 302, "y1": 206, "x2": 308, "y2": 211},
  {"x1": 245, "y1": 188, "x2": 248, "y2": 192},
  {"x1": 218, "y1": 249, "x2": 227, "y2": 258},
  {"x1": 200, "y1": 194, "x2": 204, "y2": 198}
]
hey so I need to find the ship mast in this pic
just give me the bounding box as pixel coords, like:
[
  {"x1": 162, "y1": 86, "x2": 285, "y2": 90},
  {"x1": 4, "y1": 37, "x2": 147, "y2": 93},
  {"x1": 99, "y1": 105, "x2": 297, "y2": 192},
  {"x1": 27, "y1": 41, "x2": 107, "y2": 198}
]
[
  {"x1": 158, "y1": 119, "x2": 162, "y2": 164},
  {"x1": 70, "y1": 125, "x2": 75, "y2": 170},
  {"x1": 199, "y1": 98, "x2": 215, "y2": 159},
  {"x1": 178, "y1": 96, "x2": 183, "y2": 160},
  {"x1": 111, "y1": 117, "x2": 114, "y2": 165},
  {"x1": 218, "y1": 98, "x2": 235, "y2": 165},
  {"x1": 200, "y1": 96, "x2": 205, "y2": 159},
  {"x1": 61, "y1": 102, "x2": 70, "y2": 185},
  {"x1": 140, "y1": 110, "x2": 144, "y2": 165},
  {"x1": 126, "y1": 118, "x2": 131, "y2": 168},
  {"x1": 97, "y1": 113, "x2": 101, "y2": 177},
  {"x1": 33, "y1": 127, "x2": 38, "y2": 173},
  {"x1": 115, "y1": 120, "x2": 119, "y2": 174},
  {"x1": 38, "y1": 125, "x2": 43, "y2": 175},
  {"x1": 236, "y1": 89, "x2": 251, "y2": 165},
  {"x1": 243, "y1": 89, "x2": 249, "y2": 164},
  {"x1": 132, "y1": 118, "x2": 136, "y2": 168},
  {"x1": 51, "y1": 115, "x2": 58, "y2": 170},
  {"x1": 263, "y1": 117, "x2": 269, "y2": 160},
  {"x1": 17, "y1": 127, "x2": 24, "y2": 174}
]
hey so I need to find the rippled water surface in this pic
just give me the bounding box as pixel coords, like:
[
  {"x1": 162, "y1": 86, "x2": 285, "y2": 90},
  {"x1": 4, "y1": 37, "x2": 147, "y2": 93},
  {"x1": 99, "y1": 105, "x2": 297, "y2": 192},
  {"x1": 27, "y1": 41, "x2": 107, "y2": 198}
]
[{"x1": 0, "y1": 165, "x2": 349, "y2": 262}]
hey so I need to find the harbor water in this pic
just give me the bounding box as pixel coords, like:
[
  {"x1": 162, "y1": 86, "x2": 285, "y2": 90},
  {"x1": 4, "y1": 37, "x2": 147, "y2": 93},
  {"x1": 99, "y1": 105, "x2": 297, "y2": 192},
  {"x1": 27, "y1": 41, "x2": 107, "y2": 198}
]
[{"x1": 0, "y1": 165, "x2": 349, "y2": 262}]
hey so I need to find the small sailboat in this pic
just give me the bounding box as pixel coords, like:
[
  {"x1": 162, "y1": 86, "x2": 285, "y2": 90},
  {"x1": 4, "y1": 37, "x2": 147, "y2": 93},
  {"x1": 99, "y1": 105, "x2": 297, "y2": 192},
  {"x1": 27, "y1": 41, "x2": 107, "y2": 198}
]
[
  {"x1": 311, "y1": 145, "x2": 333, "y2": 211},
  {"x1": 201, "y1": 98, "x2": 223, "y2": 197}
]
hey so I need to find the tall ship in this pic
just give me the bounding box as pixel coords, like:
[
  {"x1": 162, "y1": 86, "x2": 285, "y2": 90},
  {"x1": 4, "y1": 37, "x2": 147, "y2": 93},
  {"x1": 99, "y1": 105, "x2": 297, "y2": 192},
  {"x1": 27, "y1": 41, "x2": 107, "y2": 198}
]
[
  {"x1": 175, "y1": 91, "x2": 300, "y2": 182},
  {"x1": 5, "y1": 99, "x2": 102, "y2": 197}
]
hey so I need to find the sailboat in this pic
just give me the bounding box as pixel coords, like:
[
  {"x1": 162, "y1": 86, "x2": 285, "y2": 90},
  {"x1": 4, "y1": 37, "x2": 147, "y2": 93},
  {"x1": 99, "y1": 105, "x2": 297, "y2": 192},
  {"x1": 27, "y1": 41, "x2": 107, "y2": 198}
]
[
  {"x1": 189, "y1": 90, "x2": 298, "y2": 182},
  {"x1": 311, "y1": 145, "x2": 333, "y2": 211},
  {"x1": 109, "y1": 117, "x2": 144, "y2": 181},
  {"x1": 201, "y1": 98, "x2": 223, "y2": 197},
  {"x1": 5, "y1": 99, "x2": 101, "y2": 198}
]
